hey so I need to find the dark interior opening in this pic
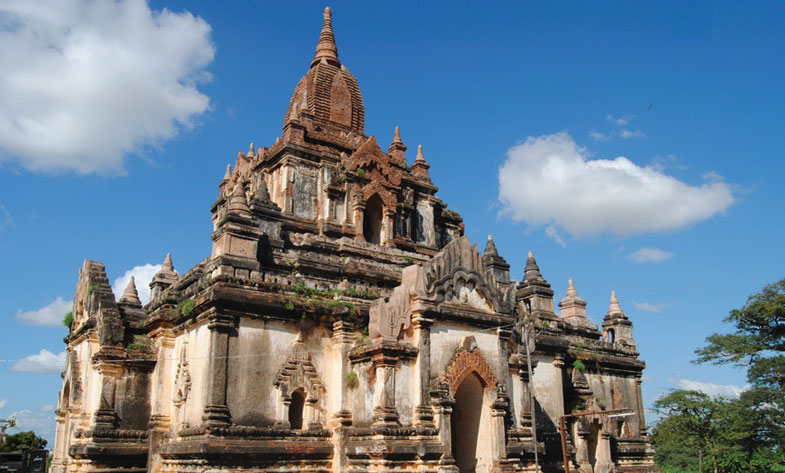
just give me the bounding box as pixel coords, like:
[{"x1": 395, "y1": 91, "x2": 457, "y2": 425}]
[
  {"x1": 363, "y1": 194, "x2": 383, "y2": 244},
  {"x1": 451, "y1": 372, "x2": 484, "y2": 473},
  {"x1": 289, "y1": 389, "x2": 305, "y2": 430}
]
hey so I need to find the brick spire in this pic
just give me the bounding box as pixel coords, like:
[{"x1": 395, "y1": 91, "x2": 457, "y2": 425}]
[
  {"x1": 118, "y1": 276, "x2": 142, "y2": 307},
  {"x1": 484, "y1": 234, "x2": 498, "y2": 256},
  {"x1": 162, "y1": 252, "x2": 174, "y2": 273},
  {"x1": 523, "y1": 250, "x2": 544, "y2": 283},
  {"x1": 607, "y1": 290, "x2": 627, "y2": 318},
  {"x1": 311, "y1": 7, "x2": 339, "y2": 67}
]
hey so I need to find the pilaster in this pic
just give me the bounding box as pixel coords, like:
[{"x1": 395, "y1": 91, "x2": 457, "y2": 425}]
[
  {"x1": 413, "y1": 314, "x2": 434, "y2": 426},
  {"x1": 352, "y1": 195, "x2": 365, "y2": 239},
  {"x1": 433, "y1": 393, "x2": 458, "y2": 472},
  {"x1": 331, "y1": 320, "x2": 355, "y2": 427},
  {"x1": 372, "y1": 354, "x2": 400, "y2": 426},
  {"x1": 92, "y1": 351, "x2": 124, "y2": 430},
  {"x1": 147, "y1": 328, "x2": 175, "y2": 473},
  {"x1": 635, "y1": 373, "x2": 647, "y2": 437},
  {"x1": 202, "y1": 313, "x2": 235, "y2": 428}
]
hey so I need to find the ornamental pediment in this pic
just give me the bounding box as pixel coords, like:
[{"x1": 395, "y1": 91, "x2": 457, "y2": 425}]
[
  {"x1": 344, "y1": 136, "x2": 404, "y2": 188},
  {"x1": 423, "y1": 236, "x2": 515, "y2": 313},
  {"x1": 368, "y1": 236, "x2": 516, "y2": 342}
]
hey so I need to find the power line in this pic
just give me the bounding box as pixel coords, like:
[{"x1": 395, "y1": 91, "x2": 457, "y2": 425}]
[{"x1": 1, "y1": 323, "x2": 520, "y2": 366}]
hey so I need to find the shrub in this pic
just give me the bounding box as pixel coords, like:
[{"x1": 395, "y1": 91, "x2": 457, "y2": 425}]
[
  {"x1": 179, "y1": 299, "x2": 195, "y2": 316},
  {"x1": 63, "y1": 311, "x2": 73, "y2": 329},
  {"x1": 345, "y1": 371, "x2": 358, "y2": 388},
  {"x1": 573, "y1": 359, "x2": 586, "y2": 372}
]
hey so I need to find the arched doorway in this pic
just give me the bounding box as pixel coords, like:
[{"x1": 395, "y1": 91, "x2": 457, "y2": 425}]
[
  {"x1": 451, "y1": 372, "x2": 484, "y2": 473},
  {"x1": 363, "y1": 194, "x2": 383, "y2": 244},
  {"x1": 288, "y1": 388, "x2": 305, "y2": 430}
]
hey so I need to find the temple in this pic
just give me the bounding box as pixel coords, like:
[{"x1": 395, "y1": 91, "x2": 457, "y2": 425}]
[{"x1": 50, "y1": 8, "x2": 657, "y2": 473}]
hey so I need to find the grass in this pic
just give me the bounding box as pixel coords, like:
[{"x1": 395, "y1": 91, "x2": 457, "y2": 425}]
[
  {"x1": 286, "y1": 280, "x2": 373, "y2": 316},
  {"x1": 126, "y1": 335, "x2": 153, "y2": 358},
  {"x1": 87, "y1": 284, "x2": 99, "y2": 297},
  {"x1": 573, "y1": 359, "x2": 586, "y2": 372}
]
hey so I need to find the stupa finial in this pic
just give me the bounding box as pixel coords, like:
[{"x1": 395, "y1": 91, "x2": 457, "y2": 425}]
[{"x1": 312, "y1": 7, "x2": 339, "y2": 67}]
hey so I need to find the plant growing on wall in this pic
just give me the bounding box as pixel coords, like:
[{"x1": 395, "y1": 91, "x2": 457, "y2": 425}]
[
  {"x1": 179, "y1": 299, "x2": 196, "y2": 316},
  {"x1": 345, "y1": 371, "x2": 358, "y2": 388}
]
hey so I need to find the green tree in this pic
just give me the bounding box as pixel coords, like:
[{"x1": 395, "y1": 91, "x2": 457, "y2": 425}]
[
  {"x1": 653, "y1": 390, "x2": 719, "y2": 473},
  {"x1": 653, "y1": 278, "x2": 785, "y2": 473},
  {"x1": 695, "y1": 278, "x2": 784, "y2": 392},
  {"x1": 650, "y1": 412, "x2": 701, "y2": 473},
  {"x1": 695, "y1": 277, "x2": 785, "y2": 461},
  {"x1": 0, "y1": 431, "x2": 47, "y2": 452}
]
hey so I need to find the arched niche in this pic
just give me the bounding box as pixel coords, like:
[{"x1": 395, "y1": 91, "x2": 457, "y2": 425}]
[
  {"x1": 363, "y1": 193, "x2": 384, "y2": 244},
  {"x1": 288, "y1": 388, "x2": 305, "y2": 430},
  {"x1": 274, "y1": 341, "x2": 324, "y2": 430}
]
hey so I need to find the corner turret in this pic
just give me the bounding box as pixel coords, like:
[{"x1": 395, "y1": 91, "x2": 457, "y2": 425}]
[
  {"x1": 516, "y1": 250, "x2": 556, "y2": 319},
  {"x1": 150, "y1": 253, "x2": 179, "y2": 301},
  {"x1": 602, "y1": 290, "x2": 636, "y2": 350},
  {"x1": 483, "y1": 234, "x2": 510, "y2": 284},
  {"x1": 558, "y1": 278, "x2": 596, "y2": 330}
]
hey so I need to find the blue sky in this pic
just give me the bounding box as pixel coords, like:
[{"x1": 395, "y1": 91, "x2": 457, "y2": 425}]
[{"x1": 1, "y1": 1, "x2": 783, "y2": 444}]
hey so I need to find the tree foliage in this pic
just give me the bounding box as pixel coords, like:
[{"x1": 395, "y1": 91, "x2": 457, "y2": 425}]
[
  {"x1": 0, "y1": 431, "x2": 47, "y2": 452},
  {"x1": 652, "y1": 278, "x2": 785, "y2": 473},
  {"x1": 651, "y1": 390, "x2": 785, "y2": 473},
  {"x1": 695, "y1": 278, "x2": 785, "y2": 391}
]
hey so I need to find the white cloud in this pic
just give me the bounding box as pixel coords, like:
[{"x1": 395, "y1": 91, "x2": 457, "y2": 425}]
[
  {"x1": 619, "y1": 129, "x2": 646, "y2": 139},
  {"x1": 545, "y1": 225, "x2": 567, "y2": 247},
  {"x1": 16, "y1": 297, "x2": 72, "y2": 327},
  {"x1": 0, "y1": 0, "x2": 215, "y2": 174},
  {"x1": 607, "y1": 114, "x2": 636, "y2": 126},
  {"x1": 629, "y1": 247, "x2": 673, "y2": 264},
  {"x1": 633, "y1": 301, "x2": 669, "y2": 313},
  {"x1": 0, "y1": 399, "x2": 7, "y2": 410},
  {"x1": 11, "y1": 349, "x2": 66, "y2": 374},
  {"x1": 589, "y1": 130, "x2": 610, "y2": 142},
  {"x1": 7, "y1": 406, "x2": 57, "y2": 445},
  {"x1": 498, "y1": 133, "x2": 734, "y2": 237},
  {"x1": 112, "y1": 263, "x2": 161, "y2": 305},
  {"x1": 671, "y1": 378, "x2": 750, "y2": 399},
  {"x1": 0, "y1": 204, "x2": 13, "y2": 232}
]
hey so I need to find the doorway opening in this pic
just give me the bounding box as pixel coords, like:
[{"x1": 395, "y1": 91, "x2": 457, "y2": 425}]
[
  {"x1": 363, "y1": 194, "x2": 383, "y2": 244},
  {"x1": 451, "y1": 372, "x2": 484, "y2": 472},
  {"x1": 288, "y1": 388, "x2": 305, "y2": 430}
]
